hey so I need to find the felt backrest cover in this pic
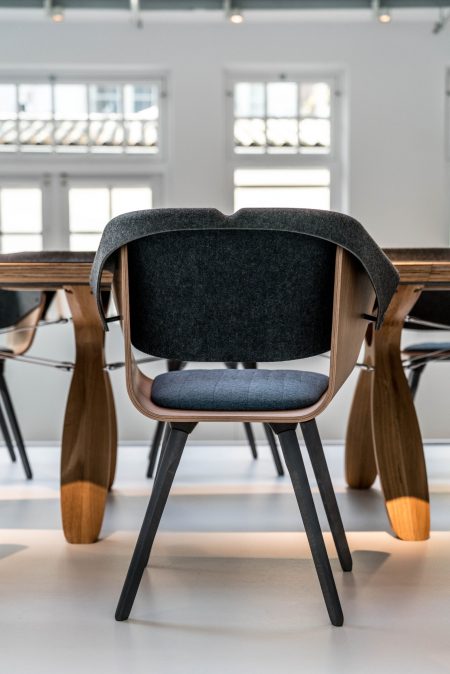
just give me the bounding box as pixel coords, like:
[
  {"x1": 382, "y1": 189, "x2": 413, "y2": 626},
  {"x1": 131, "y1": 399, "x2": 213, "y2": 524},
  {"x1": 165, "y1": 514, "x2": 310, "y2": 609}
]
[
  {"x1": 0, "y1": 290, "x2": 42, "y2": 330},
  {"x1": 126, "y1": 228, "x2": 336, "y2": 362}
]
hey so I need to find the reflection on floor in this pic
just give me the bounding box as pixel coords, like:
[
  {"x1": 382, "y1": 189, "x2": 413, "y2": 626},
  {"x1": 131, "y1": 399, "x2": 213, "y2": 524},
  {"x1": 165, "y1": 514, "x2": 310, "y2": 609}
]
[{"x1": 1, "y1": 442, "x2": 450, "y2": 674}]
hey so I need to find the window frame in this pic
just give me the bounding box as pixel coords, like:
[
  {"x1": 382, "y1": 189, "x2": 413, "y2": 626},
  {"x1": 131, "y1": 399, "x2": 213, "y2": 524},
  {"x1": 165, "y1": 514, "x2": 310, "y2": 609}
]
[
  {"x1": 224, "y1": 69, "x2": 346, "y2": 214},
  {"x1": 0, "y1": 69, "x2": 169, "y2": 161}
]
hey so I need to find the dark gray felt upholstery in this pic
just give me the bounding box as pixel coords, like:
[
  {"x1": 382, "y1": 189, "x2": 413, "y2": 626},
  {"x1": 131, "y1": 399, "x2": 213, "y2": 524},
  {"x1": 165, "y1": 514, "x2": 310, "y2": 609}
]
[
  {"x1": 0, "y1": 290, "x2": 42, "y2": 330},
  {"x1": 127, "y1": 229, "x2": 336, "y2": 361},
  {"x1": 151, "y1": 369, "x2": 329, "y2": 411},
  {"x1": 90, "y1": 208, "x2": 399, "y2": 336}
]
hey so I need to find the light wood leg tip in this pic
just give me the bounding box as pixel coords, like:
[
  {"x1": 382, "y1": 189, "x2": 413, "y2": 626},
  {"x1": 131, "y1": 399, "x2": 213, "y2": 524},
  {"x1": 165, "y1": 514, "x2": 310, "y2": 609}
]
[
  {"x1": 386, "y1": 497, "x2": 430, "y2": 541},
  {"x1": 61, "y1": 481, "x2": 108, "y2": 544}
]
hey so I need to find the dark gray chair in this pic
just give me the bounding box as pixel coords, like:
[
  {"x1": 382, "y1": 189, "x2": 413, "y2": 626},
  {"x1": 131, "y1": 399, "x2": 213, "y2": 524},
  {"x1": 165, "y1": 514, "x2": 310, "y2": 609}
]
[
  {"x1": 403, "y1": 291, "x2": 450, "y2": 398},
  {"x1": 147, "y1": 359, "x2": 284, "y2": 478},
  {"x1": 91, "y1": 207, "x2": 398, "y2": 626},
  {"x1": 0, "y1": 289, "x2": 46, "y2": 479}
]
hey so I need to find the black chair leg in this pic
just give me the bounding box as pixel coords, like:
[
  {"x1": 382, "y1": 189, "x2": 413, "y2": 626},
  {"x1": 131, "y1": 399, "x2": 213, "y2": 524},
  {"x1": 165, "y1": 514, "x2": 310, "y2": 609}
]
[
  {"x1": 154, "y1": 423, "x2": 171, "y2": 481},
  {"x1": 0, "y1": 372, "x2": 32, "y2": 479},
  {"x1": 243, "y1": 423, "x2": 258, "y2": 459},
  {"x1": 271, "y1": 423, "x2": 343, "y2": 627},
  {"x1": 300, "y1": 420, "x2": 352, "y2": 572},
  {"x1": 0, "y1": 401, "x2": 16, "y2": 462},
  {"x1": 408, "y1": 364, "x2": 426, "y2": 401},
  {"x1": 146, "y1": 420, "x2": 165, "y2": 478},
  {"x1": 115, "y1": 422, "x2": 196, "y2": 621},
  {"x1": 263, "y1": 423, "x2": 284, "y2": 476}
]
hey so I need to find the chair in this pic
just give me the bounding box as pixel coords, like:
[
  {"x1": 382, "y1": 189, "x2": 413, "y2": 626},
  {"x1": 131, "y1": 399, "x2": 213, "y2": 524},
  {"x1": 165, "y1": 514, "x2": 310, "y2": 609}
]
[
  {"x1": 402, "y1": 291, "x2": 450, "y2": 399},
  {"x1": 91, "y1": 208, "x2": 398, "y2": 626},
  {"x1": 0, "y1": 289, "x2": 47, "y2": 479},
  {"x1": 147, "y1": 359, "x2": 284, "y2": 478}
]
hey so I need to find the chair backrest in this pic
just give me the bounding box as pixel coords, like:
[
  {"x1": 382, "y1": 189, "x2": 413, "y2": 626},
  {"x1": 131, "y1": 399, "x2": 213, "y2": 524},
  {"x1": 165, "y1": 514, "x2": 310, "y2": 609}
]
[
  {"x1": 126, "y1": 228, "x2": 337, "y2": 362},
  {"x1": 0, "y1": 290, "x2": 42, "y2": 330},
  {"x1": 406, "y1": 290, "x2": 450, "y2": 330}
]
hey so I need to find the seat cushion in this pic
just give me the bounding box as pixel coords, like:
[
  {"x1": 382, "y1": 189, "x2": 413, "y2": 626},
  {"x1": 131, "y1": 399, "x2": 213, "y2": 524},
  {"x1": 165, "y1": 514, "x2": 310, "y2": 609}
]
[
  {"x1": 151, "y1": 369, "x2": 329, "y2": 411},
  {"x1": 404, "y1": 342, "x2": 450, "y2": 353}
]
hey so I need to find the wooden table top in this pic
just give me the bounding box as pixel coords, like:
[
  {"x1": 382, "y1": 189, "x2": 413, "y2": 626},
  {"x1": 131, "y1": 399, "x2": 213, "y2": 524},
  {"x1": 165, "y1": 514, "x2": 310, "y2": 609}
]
[
  {"x1": 0, "y1": 251, "x2": 112, "y2": 288},
  {"x1": 384, "y1": 248, "x2": 450, "y2": 284},
  {"x1": 0, "y1": 247, "x2": 449, "y2": 288}
]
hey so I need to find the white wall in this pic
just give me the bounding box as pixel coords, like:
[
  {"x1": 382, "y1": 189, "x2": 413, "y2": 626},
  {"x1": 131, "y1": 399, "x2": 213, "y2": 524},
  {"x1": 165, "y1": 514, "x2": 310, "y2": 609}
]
[{"x1": 1, "y1": 15, "x2": 450, "y2": 442}]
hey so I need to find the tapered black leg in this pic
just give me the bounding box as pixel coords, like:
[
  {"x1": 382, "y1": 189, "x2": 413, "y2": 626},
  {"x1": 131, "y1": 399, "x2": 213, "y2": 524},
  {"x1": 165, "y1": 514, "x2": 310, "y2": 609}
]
[
  {"x1": 300, "y1": 420, "x2": 352, "y2": 572},
  {"x1": 147, "y1": 421, "x2": 165, "y2": 478},
  {"x1": 408, "y1": 364, "x2": 426, "y2": 401},
  {"x1": 263, "y1": 424, "x2": 284, "y2": 476},
  {"x1": 243, "y1": 423, "x2": 258, "y2": 459},
  {"x1": 154, "y1": 423, "x2": 171, "y2": 481},
  {"x1": 271, "y1": 423, "x2": 343, "y2": 626},
  {"x1": 116, "y1": 422, "x2": 196, "y2": 621},
  {"x1": 0, "y1": 372, "x2": 32, "y2": 479},
  {"x1": 0, "y1": 401, "x2": 16, "y2": 462}
]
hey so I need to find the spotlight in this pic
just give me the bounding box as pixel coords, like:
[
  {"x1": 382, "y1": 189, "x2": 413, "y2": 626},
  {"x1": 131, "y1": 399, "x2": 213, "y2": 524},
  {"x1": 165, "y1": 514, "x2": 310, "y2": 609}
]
[
  {"x1": 45, "y1": 0, "x2": 64, "y2": 23},
  {"x1": 224, "y1": 1, "x2": 244, "y2": 25},
  {"x1": 378, "y1": 10, "x2": 391, "y2": 24},
  {"x1": 372, "y1": 1, "x2": 391, "y2": 25}
]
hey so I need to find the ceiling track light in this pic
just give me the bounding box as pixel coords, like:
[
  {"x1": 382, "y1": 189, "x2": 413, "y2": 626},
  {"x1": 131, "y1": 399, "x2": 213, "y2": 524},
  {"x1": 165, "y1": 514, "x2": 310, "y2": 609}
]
[
  {"x1": 224, "y1": 0, "x2": 244, "y2": 25},
  {"x1": 130, "y1": 0, "x2": 143, "y2": 29},
  {"x1": 433, "y1": 7, "x2": 450, "y2": 35},
  {"x1": 44, "y1": 0, "x2": 64, "y2": 23},
  {"x1": 372, "y1": 0, "x2": 391, "y2": 24}
]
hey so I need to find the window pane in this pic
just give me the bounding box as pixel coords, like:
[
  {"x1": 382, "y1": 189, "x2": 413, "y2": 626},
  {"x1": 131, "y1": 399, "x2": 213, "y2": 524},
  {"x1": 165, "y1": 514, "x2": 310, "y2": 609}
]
[
  {"x1": 0, "y1": 85, "x2": 17, "y2": 119},
  {"x1": 234, "y1": 83, "x2": 265, "y2": 117},
  {"x1": 70, "y1": 233, "x2": 102, "y2": 251},
  {"x1": 124, "y1": 84, "x2": 158, "y2": 120},
  {"x1": 299, "y1": 118, "x2": 330, "y2": 153},
  {"x1": 1, "y1": 234, "x2": 42, "y2": 253},
  {"x1": 90, "y1": 120, "x2": 124, "y2": 147},
  {"x1": 54, "y1": 85, "x2": 87, "y2": 120},
  {"x1": 235, "y1": 187, "x2": 330, "y2": 210},
  {"x1": 234, "y1": 169, "x2": 330, "y2": 210},
  {"x1": 69, "y1": 188, "x2": 110, "y2": 233},
  {"x1": 234, "y1": 168, "x2": 330, "y2": 187},
  {"x1": 0, "y1": 120, "x2": 18, "y2": 150},
  {"x1": 234, "y1": 118, "x2": 266, "y2": 152},
  {"x1": 19, "y1": 120, "x2": 53, "y2": 147},
  {"x1": 1, "y1": 188, "x2": 42, "y2": 233},
  {"x1": 54, "y1": 121, "x2": 89, "y2": 147},
  {"x1": 111, "y1": 187, "x2": 152, "y2": 218},
  {"x1": 266, "y1": 82, "x2": 297, "y2": 118},
  {"x1": 89, "y1": 85, "x2": 121, "y2": 117},
  {"x1": 125, "y1": 120, "x2": 158, "y2": 149},
  {"x1": 300, "y1": 83, "x2": 330, "y2": 118},
  {"x1": 266, "y1": 119, "x2": 298, "y2": 151},
  {"x1": 18, "y1": 84, "x2": 52, "y2": 119}
]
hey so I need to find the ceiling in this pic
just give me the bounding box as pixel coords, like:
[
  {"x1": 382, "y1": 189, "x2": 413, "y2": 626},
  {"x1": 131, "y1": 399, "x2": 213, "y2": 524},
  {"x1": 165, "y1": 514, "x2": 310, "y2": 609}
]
[{"x1": 1, "y1": 1, "x2": 450, "y2": 10}]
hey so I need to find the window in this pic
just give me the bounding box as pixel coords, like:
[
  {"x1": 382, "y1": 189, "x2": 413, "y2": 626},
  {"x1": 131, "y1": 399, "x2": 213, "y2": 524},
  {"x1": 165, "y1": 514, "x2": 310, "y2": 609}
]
[
  {"x1": 0, "y1": 185, "x2": 43, "y2": 252},
  {"x1": 0, "y1": 79, "x2": 162, "y2": 154},
  {"x1": 69, "y1": 184, "x2": 152, "y2": 250},
  {"x1": 228, "y1": 73, "x2": 343, "y2": 212}
]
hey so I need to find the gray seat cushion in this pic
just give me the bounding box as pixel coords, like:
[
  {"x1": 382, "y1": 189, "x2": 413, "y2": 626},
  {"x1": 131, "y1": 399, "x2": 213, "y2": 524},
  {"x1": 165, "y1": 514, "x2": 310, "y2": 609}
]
[
  {"x1": 151, "y1": 369, "x2": 329, "y2": 411},
  {"x1": 404, "y1": 342, "x2": 450, "y2": 352}
]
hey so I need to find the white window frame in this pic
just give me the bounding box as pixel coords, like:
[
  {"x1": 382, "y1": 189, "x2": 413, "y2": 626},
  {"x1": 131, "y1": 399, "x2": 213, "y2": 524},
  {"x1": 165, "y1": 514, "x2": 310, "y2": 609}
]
[
  {"x1": 224, "y1": 69, "x2": 346, "y2": 214},
  {"x1": 0, "y1": 68, "x2": 168, "y2": 250},
  {"x1": 0, "y1": 70, "x2": 168, "y2": 159}
]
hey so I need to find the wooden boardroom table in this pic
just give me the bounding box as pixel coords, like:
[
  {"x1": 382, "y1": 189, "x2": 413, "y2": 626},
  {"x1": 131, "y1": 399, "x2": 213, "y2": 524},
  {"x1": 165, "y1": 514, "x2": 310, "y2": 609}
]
[{"x1": 0, "y1": 248, "x2": 448, "y2": 544}]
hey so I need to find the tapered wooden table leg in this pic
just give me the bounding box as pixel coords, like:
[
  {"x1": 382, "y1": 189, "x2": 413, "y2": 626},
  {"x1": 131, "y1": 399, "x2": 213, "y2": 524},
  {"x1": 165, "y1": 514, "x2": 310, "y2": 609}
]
[
  {"x1": 61, "y1": 285, "x2": 117, "y2": 544},
  {"x1": 371, "y1": 285, "x2": 429, "y2": 541},
  {"x1": 345, "y1": 326, "x2": 377, "y2": 489}
]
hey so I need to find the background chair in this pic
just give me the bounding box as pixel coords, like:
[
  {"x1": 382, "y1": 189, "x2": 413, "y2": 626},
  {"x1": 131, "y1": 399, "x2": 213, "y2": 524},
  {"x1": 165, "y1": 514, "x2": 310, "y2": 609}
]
[
  {"x1": 402, "y1": 291, "x2": 450, "y2": 399},
  {"x1": 91, "y1": 208, "x2": 397, "y2": 626},
  {"x1": 0, "y1": 289, "x2": 47, "y2": 479},
  {"x1": 147, "y1": 359, "x2": 284, "y2": 478}
]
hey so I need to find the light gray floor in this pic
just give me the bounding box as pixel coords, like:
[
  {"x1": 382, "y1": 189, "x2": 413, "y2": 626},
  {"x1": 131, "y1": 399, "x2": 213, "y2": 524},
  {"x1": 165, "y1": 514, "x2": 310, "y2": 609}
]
[{"x1": 1, "y1": 440, "x2": 450, "y2": 673}]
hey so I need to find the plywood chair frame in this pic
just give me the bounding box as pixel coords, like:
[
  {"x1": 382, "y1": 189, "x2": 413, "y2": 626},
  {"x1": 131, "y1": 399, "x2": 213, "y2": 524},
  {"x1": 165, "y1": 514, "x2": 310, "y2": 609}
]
[{"x1": 113, "y1": 243, "x2": 376, "y2": 626}]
